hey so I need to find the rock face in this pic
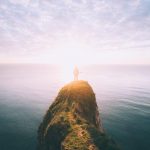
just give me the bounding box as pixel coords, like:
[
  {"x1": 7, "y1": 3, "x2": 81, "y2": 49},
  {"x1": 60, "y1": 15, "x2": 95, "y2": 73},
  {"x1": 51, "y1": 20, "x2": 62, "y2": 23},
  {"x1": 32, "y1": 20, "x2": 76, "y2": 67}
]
[{"x1": 37, "y1": 81, "x2": 120, "y2": 150}]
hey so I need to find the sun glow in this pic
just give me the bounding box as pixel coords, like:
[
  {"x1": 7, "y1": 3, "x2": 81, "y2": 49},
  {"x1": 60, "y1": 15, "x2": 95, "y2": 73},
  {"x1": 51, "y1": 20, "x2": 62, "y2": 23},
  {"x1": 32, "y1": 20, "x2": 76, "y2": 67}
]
[
  {"x1": 57, "y1": 52, "x2": 82, "y2": 83},
  {"x1": 59, "y1": 60, "x2": 83, "y2": 83},
  {"x1": 60, "y1": 63, "x2": 75, "y2": 83},
  {"x1": 49, "y1": 37, "x2": 88, "y2": 83}
]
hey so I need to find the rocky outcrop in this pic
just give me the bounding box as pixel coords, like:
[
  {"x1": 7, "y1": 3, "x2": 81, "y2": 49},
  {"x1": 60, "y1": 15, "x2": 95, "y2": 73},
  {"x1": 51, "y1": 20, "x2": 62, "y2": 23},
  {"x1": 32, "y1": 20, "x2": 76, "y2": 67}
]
[{"x1": 37, "y1": 80, "x2": 120, "y2": 150}]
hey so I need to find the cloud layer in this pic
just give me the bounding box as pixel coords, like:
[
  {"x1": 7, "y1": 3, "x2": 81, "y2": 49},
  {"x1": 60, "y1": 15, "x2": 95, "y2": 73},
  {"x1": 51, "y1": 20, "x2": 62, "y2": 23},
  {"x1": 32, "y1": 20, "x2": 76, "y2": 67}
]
[{"x1": 0, "y1": 0, "x2": 150, "y2": 64}]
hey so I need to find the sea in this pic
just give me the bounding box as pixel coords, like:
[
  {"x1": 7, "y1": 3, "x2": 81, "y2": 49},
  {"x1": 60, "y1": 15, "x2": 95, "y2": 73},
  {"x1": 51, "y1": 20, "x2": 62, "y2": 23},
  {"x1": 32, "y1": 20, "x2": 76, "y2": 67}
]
[{"x1": 0, "y1": 64, "x2": 150, "y2": 150}]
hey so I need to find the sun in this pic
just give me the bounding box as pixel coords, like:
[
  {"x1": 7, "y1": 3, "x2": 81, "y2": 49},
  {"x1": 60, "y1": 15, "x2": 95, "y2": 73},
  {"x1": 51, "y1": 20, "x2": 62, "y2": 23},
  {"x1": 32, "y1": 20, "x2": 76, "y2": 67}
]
[
  {"x1": 45, "y1": 37, "x2": 90, "y2": 82},
  {"x1": 60, "y1": 62, "x2": 80, "y2": 83},
  {"x1": 50, "y1": 38, "x2": 87, "y2": 83}
]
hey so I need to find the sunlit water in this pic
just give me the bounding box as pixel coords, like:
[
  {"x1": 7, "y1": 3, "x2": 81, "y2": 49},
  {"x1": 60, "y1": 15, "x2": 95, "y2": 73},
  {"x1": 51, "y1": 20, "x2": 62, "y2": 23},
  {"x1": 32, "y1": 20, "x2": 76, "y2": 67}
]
[{"x1": 0, "y1": 64, "x2": 150, "y2": 150}]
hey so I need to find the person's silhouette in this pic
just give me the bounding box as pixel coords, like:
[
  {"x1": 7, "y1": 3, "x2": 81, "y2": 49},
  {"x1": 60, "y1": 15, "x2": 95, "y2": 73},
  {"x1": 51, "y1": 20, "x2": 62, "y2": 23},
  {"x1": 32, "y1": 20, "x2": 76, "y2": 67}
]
[{"x1": 73, "y1": 66, "x2": 79, "y2": 81}]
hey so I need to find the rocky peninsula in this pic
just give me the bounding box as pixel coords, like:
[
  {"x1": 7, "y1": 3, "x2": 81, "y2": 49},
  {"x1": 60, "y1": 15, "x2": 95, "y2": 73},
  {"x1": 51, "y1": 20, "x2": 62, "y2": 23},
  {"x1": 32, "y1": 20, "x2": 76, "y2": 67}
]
[{"x1": 37, "y1": 80, "x2": 120, "y2": 150}]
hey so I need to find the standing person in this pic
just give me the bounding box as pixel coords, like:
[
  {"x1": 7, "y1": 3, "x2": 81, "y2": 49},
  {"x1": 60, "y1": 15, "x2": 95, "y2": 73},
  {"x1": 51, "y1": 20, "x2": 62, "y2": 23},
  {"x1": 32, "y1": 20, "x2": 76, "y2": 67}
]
[{"x1": 73, "y1": 66, "x2": 79, "y2": 81}]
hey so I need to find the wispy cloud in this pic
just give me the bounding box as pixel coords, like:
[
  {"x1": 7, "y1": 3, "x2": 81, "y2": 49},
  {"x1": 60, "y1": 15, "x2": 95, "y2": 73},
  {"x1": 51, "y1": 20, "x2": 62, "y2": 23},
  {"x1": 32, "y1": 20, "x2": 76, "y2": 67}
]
[{"x1": 0, "y1": 0, "x2": 150, "y2": 64}]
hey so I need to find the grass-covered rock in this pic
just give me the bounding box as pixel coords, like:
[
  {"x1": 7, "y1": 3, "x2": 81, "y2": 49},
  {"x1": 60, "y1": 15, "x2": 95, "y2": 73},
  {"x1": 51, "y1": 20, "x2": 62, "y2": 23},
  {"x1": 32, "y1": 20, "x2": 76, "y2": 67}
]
[{"x1": 37, "y1": 81, "x2": 120, "y2": 150}]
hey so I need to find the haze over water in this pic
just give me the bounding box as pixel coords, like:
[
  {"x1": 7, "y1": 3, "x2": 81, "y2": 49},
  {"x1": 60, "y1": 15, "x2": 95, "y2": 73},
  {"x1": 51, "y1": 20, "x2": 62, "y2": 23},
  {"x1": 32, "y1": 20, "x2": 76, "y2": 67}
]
[{"x1": 0, "y1": 64, "x2": 150, "y2": 150}]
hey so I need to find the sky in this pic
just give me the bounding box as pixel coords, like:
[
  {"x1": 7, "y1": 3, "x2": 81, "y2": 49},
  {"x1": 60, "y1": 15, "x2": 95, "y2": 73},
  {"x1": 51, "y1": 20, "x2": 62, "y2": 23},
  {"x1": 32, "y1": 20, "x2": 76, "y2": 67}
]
[{"x1": 0, "y1": 0, "x2": 150, "y2": 65}]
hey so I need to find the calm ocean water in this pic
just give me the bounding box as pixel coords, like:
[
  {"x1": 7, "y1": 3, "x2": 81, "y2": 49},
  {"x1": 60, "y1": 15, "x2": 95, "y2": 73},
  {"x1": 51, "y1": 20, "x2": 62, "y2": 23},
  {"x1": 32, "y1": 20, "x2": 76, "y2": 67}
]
[{"x1": 0, "y1": 64, "x2": 150, "y2": 150}]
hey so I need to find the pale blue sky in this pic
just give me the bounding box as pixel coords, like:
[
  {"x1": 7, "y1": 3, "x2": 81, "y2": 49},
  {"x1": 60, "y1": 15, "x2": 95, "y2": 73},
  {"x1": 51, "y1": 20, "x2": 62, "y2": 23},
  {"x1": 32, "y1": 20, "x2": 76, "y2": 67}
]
[{"x1": 0, "y1": 0, "x2": 150, "y2": 64}]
